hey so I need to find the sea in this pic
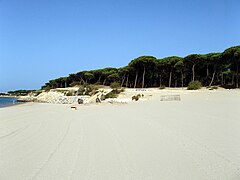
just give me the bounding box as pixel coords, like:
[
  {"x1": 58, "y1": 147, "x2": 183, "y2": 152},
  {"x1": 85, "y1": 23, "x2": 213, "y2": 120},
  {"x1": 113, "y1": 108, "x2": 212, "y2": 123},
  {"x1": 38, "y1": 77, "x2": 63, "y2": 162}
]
[{"x1": 0, "y1": 97, "x2": 22, "y2": 108}]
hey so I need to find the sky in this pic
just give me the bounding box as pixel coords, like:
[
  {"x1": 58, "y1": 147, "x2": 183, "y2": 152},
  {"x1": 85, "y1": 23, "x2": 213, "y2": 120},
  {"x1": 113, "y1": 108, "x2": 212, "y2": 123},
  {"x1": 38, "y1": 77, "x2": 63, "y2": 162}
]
[{"x1": 0, "y1": 0, "x2": 239, "y2": 92}]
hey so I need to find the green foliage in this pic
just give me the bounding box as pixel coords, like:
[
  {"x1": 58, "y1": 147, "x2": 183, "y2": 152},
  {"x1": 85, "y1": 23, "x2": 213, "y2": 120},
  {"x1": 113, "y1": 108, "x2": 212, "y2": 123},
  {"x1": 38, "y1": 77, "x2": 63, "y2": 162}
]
[
  {"x1": 187, "y1": 81, "x2": 202, "y2": 90},
  {"x1": 132, "y1": 96, "x2": 139, "y2": 101},
  {"x1": 41, "y1": 85, "x2": 51, "y2": 91},
  {"x1": 222, "y1": 46, "x2": 240, "y2": 62},
  {"x1": 110, "y1": 82, "x2": 121, "y2": 90},
  {"x1": 105, "y1": 91, "x2": 118, "y2": 99},
  {"x1": 87, "y1": 85, "x2": 99, "y2": 96},
  {"x1": 70, "y1": 81, "x2": 82, "y2": 87},
  {"x1": 77, "y1": 84, "x2": 98, "y2": 96},
  {"x1": 161, "y1": 56, "x2": 183, "y2": 66},
  {"x1": 159, "y1": 85, "x2": 166, "y2": 89},
  {"x1": 132, "y1": 94, "x2": 141, "y2": 101},
  {"x1": 41, "y1": 45, "x2": 240, "y2": 90},
  {"x1": 8, "y1": 89, "x2": 36, "y2": 96},
  {"x1": 184, "y1": 54, "x2": 205, "y2": 64},
  {"x1": 119, "y1": 88, "x2": 125, "y2": 93},
  {"x1": 77, "y1": 85, "x2": 99, "y2": 95},
  {"x1": 105, "y1": 88, "x2": 124, "y2": 99}
]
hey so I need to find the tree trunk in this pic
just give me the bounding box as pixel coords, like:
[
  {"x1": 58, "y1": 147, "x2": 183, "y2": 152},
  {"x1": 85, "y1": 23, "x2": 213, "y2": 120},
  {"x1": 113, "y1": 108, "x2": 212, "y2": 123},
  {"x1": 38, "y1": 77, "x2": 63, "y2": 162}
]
[
  {"x1": 134, "y1": 71, "x2": 138, "y2": 88},
  {"x1": 151, "y1": 74, "x2": 155, "y2": 87},
  {"x1": 142, "y1": 66, "x2": 146, "y2": 88},
  {"x1": 98, "y1": 75, "x2": 102, "y2": 83},
  {"x1": 192, "y1": 64, "x2": 196, "y2": 81},
  {"x1": 159, "y1": 74, "x2": 162, "y2": 87},
  {"x1": 232, "y1": 73, "x2": 235, "y2": 85},
  {"x1": 209, "y1": 69, "x2": 216, "y2": 87},
  {"x1": 169, "y1": 69, "x2": 173, "y2": 87},
  {"x1": 130, "y1": 81, "x2": 133, "y2": 88},
  {"x1": 121, "y1": 73, "x2": 126, "y2": 87},
  {"x1": 80, "y1": 77, "x2": 85, "y2": 85},
  {"x1": 125, "y1": 74, "x2": 129, "y2": 87},
  {"x1": 181, "y1": 71, "x2": 184, "y2": 88},
  {"x1": 221, "y1": 72, "x2": 224, "y2": 85},
  {"x1": 223, "y1": 75, "x2": 226, "y2": 85},
  {"x1": 236, "y1": 63, "x2": 239, "y2": 88},
  {"x1": 103, "y1": 78, "x2": 106, "y2": 85},
  {"x1": 207, "y1": 64, "x2": 209, "y2": 77}
]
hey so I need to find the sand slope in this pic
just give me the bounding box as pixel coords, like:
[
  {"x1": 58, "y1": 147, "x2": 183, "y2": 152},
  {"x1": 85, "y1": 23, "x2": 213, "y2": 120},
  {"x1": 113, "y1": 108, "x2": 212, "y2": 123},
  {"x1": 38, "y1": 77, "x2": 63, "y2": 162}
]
[{"x1": 0, "y1": 91, "x2": 240, "y2": 180}]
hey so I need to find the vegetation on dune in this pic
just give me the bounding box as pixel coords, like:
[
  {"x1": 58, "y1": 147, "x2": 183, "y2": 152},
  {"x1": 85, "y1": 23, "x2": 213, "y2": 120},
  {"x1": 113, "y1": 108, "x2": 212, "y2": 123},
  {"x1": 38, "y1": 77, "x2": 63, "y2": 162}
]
[
  {"x1": 159, "y1": 85, "x2": 166, "y2": 90},
  {"x1": 105, "y1": 82, "x2": 124, "y2": 99},
  {"x1": 187, "y1": 81, "x2": 202, "y2": 90},
  {"x1": 105, "y1": 91, "x2": 118, "y2": 99},
  {"x1": 132, "y1": 94, "x2": 142, "y2": 101},
  {"x1": 41, "y1": 46, "x2": 240, "y2": 90},
  {"x1": 77, "y1": 84, "x2": 99, "y2": 96},
  {"x1": 110, "y1": 82, "x2": 121, "y2": 90}
]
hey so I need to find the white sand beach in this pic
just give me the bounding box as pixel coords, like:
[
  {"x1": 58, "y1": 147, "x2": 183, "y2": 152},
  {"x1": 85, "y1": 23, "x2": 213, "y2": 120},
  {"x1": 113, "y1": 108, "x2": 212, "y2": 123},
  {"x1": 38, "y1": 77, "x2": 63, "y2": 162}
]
[{"x1": 0, "y1": 90, "x2": 240, "y2": 180}]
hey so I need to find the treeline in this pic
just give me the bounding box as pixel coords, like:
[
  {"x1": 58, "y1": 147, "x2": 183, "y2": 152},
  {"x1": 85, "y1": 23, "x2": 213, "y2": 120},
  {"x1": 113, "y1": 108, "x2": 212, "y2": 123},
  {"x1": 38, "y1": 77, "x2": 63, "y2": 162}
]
[
  {"x1": 42, "y1": 45, "x2": 240, "y2": 90},
  {"x1": 8, "y1": 90, "x2": 36, "y2": 96}
]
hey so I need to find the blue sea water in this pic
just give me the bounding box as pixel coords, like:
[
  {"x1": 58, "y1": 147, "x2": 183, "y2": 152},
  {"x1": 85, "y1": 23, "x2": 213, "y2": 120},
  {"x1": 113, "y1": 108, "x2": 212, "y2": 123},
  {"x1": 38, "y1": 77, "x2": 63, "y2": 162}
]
[{"x1": 0, "y1": 97, "x2": 21, "y2": 108}]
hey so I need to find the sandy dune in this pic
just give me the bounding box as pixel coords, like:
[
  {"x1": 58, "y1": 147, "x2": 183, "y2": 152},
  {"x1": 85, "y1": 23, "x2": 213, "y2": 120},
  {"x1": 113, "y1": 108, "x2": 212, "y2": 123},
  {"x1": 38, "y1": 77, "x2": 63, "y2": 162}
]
[{"x1": 0, "y1": 90, "x2": 240, "y2": 180}]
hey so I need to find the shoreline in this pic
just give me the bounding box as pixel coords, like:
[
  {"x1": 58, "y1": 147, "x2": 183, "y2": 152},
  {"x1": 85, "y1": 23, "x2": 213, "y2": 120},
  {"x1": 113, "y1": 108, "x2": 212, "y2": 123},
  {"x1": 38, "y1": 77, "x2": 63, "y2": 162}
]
[
  {"x1": 0, "y1": 101, "x2": 28, "y2": 108},
  {"x1": 0, "y1": 96, "x2": 24, "y2": 108},
  {"x1": 1, "y1": 88, "x2": 240, "y2": 108},
  {"x1": 0, "y1": 95, "x2": 19, "y2": 98}
]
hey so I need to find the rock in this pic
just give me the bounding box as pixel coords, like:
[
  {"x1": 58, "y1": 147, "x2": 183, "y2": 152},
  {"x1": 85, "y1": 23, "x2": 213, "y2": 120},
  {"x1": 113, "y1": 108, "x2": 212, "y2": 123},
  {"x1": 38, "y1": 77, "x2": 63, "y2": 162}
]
[
  {"x1": 78, "y1": 98, "x2": 84, "y2": 104},
  {"x1": 96, "y1": 97, "x2": 101, "y2": 103},
  {"x1": 100, "y1": 94, "x2": 106, "y2": 101}
]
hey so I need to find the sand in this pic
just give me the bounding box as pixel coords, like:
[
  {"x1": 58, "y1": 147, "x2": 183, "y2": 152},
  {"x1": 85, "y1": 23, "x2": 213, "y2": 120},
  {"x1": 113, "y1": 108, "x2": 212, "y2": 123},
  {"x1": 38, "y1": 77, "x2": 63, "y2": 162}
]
[{"x1": 0, "y1": 90, "x2": 240, "y2": 180}]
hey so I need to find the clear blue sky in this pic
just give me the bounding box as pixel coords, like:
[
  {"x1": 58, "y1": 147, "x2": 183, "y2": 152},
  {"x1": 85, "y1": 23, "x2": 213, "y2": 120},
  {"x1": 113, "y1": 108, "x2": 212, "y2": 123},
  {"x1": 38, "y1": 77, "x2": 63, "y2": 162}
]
[{"x1": 0, "y1": 0, "x2": 239, "y2": 92}]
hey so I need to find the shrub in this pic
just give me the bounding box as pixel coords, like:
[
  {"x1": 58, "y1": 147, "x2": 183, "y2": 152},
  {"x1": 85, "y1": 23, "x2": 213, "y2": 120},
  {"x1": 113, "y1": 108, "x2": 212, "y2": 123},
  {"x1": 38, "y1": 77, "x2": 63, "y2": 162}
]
[
  {"x1": 77, "y1": 85, "x2": 99, "y2": 95},
  {"x1": 110, "y1": 82, "x2": 121, "y2": 90},
  {"x1": 117, "y1": 88, "x2": 125, "y2": 93},
  {"x1": 77, "y1": 86, "x2": 85, "y2": 95},
  {"x1": 159, "y1": 85, "x2": 166, "y2": 89},
  {"x1": 132, "y1": 94, "x2": 141, "y2": 101},
  {"x1": 43, "y1": 86, "x2": 51, "y2": 91},
  {"x1": 87, "y1": 85, "x2": 99, "y2": 96},
  {"x1": 66, "y1": 91, "x2": 75, "y2": 96},
  {"x1": 105, "y1": 91, "x2": 118, "y2": 99},
  {"x1": 70, "y1": 81, "x2": 82, "y2": 87},
  {"x1": 187, "y1": 81, "x2": 202, "y2": 90},
  {"x1": 105, "y1": 87, "x2": 124, "y2": 99}
]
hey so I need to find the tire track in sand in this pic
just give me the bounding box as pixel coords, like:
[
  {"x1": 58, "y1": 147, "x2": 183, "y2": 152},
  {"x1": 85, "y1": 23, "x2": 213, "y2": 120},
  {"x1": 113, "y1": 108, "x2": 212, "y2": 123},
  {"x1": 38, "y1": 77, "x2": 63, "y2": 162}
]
[
  {"x1": 28, "y1": 117, "x2": 72, "y2": 180},
  {"x1": 103, "y1": 118, "x2": 140, "y2": 180},
  {"x1": 142, "y1": 109, "x2": 240, "y2": 180},
  {"x1": 0, "y1": 124, "x2": 30, "y2": 140}
]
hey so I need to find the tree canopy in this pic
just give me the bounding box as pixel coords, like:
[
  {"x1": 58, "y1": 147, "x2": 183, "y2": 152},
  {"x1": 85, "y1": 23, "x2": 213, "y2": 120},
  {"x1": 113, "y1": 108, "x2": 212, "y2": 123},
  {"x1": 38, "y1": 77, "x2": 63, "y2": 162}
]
[{"x1": 42, "y1": 45, "x2": 240, "y2": 90}]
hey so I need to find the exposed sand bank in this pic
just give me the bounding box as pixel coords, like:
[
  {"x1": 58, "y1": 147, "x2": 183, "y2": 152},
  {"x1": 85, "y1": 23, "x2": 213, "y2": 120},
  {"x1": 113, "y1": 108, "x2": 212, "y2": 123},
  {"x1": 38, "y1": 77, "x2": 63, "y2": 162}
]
[{"x1": 0, "y1": 90, "x2": 240, "y2": 180}]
